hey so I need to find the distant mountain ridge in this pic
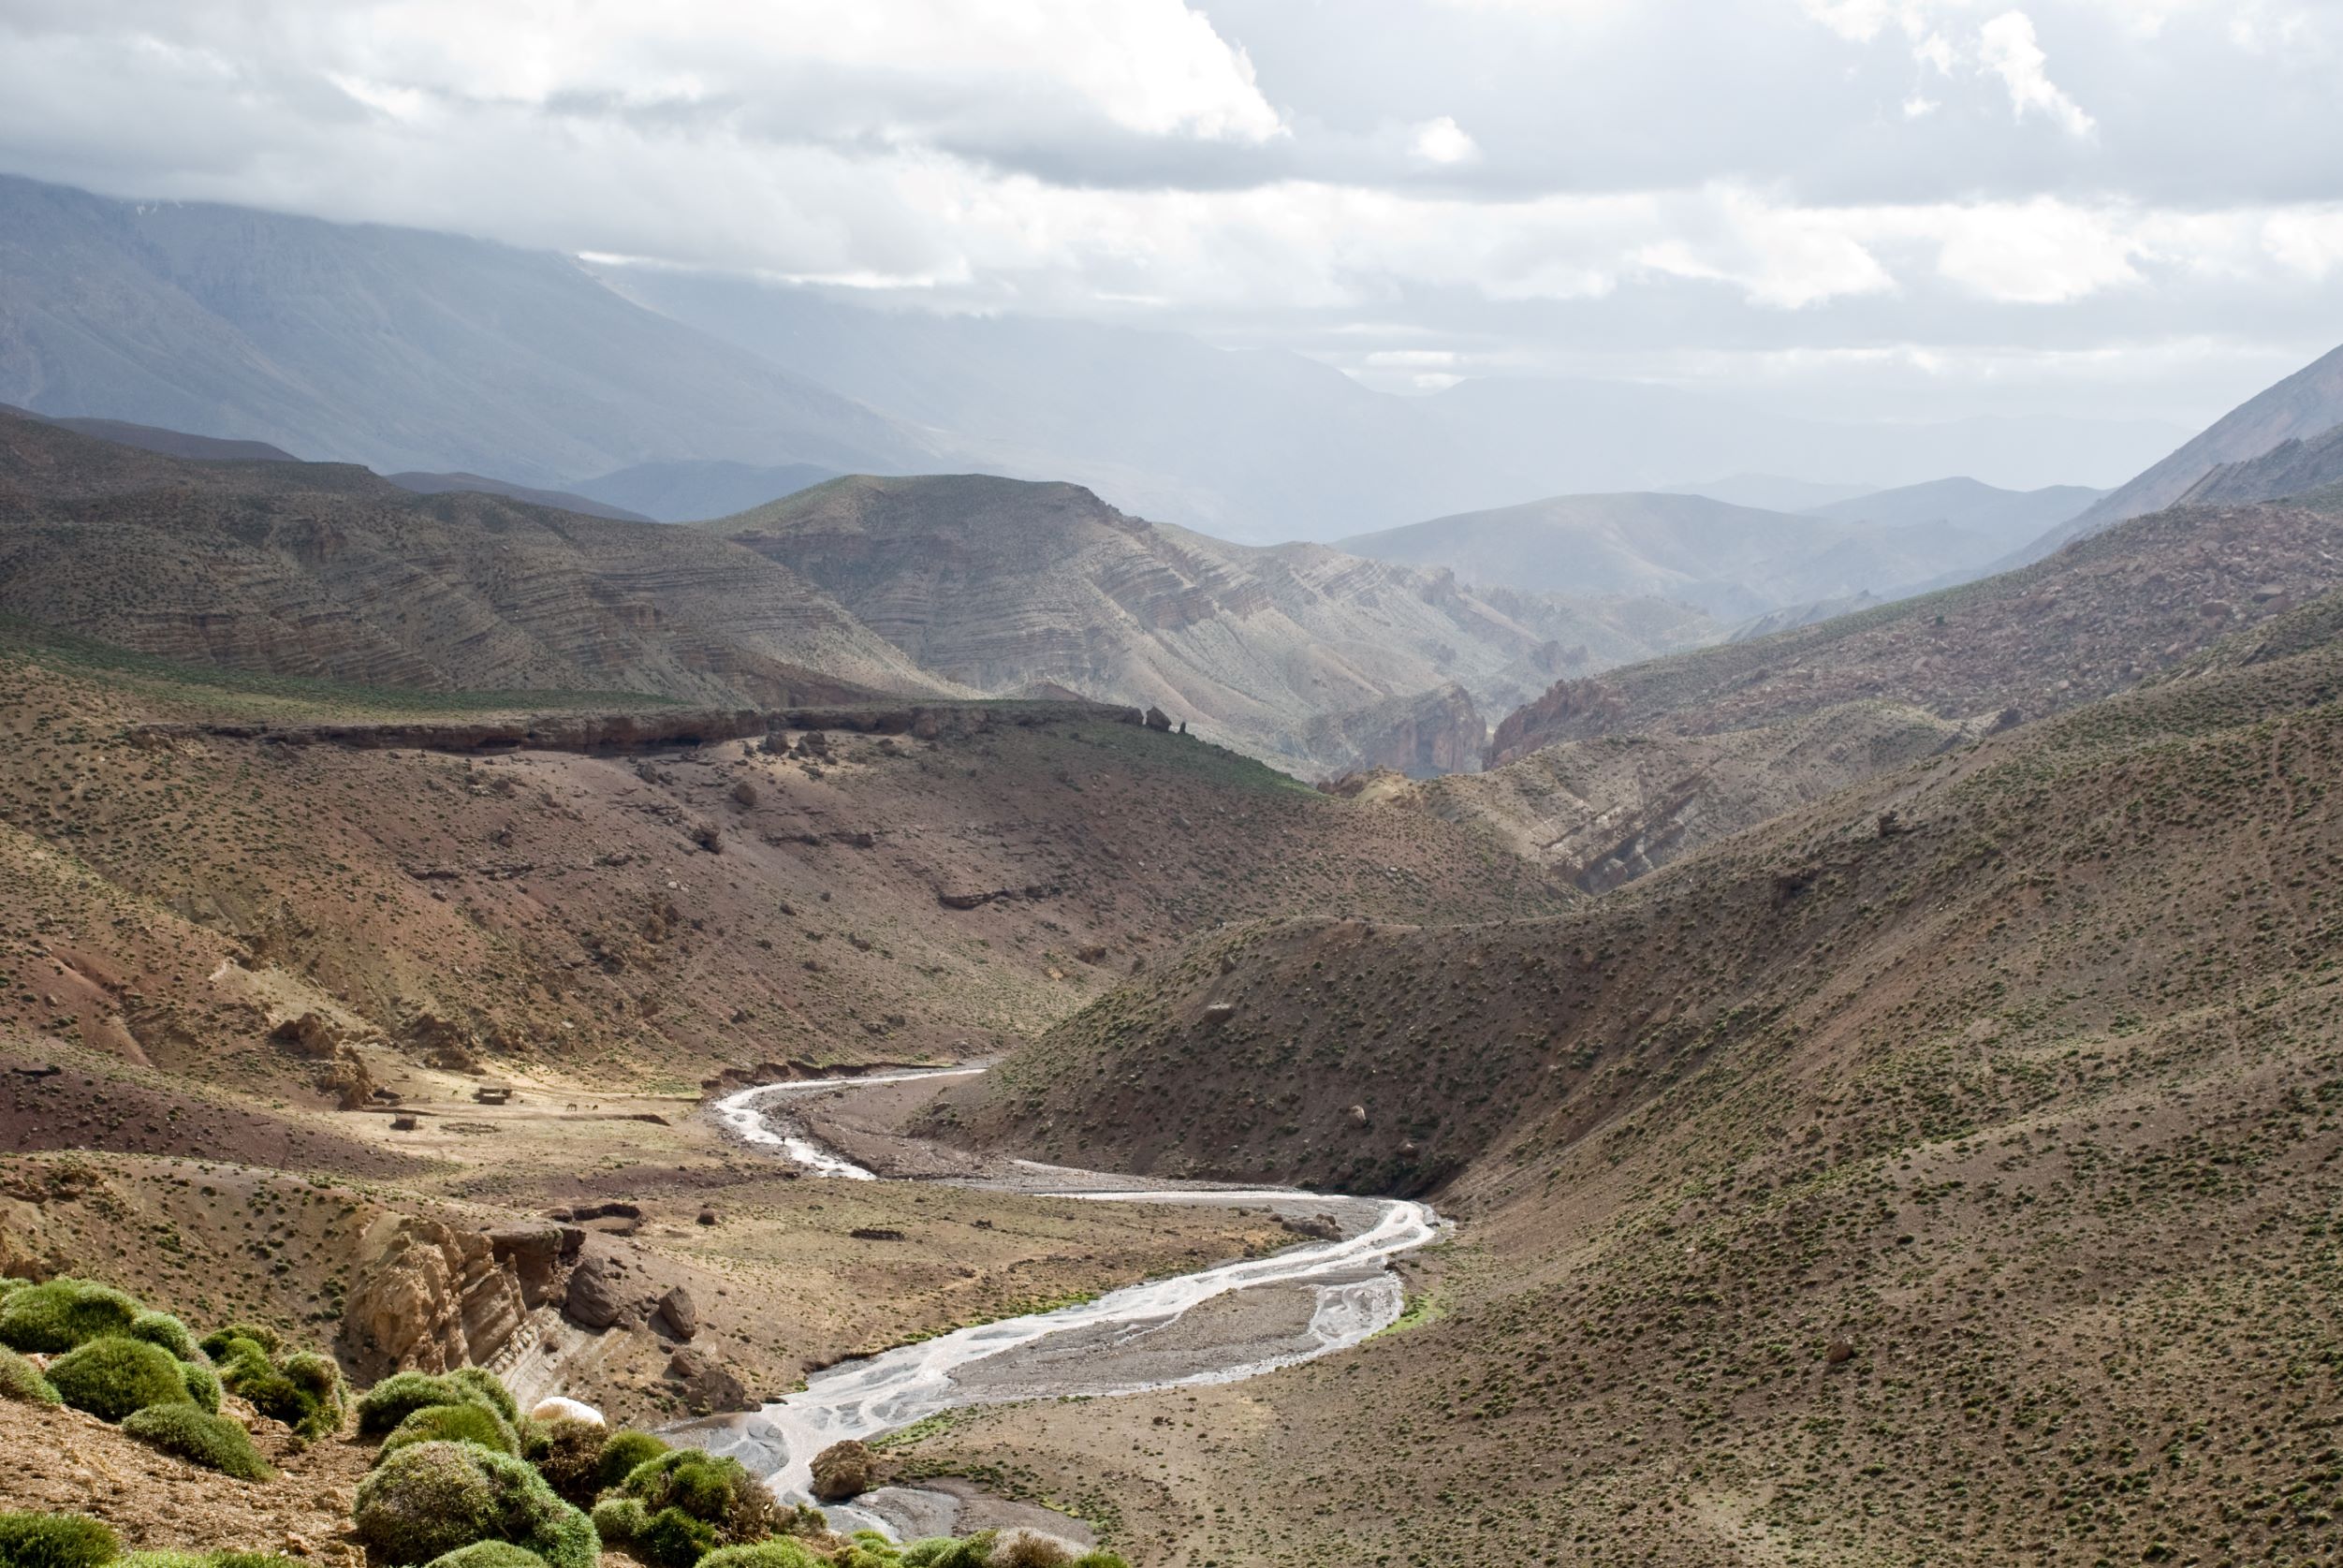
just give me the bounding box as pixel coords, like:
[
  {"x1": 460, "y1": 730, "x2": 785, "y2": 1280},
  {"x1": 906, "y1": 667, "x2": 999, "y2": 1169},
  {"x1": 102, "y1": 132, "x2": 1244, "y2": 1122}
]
[
  {"x1": 0, "y1": 172, "x2": 945, "y2": 488},
  {"x1": 571, "y1": 459, "x2": 843, "y2": 522},
  {"x1": 0, "y1": 408, "x2": 947, "y2": 705},
  {"x1": 1335, "y1": 490, "x2": 1999, "y2": 620},
  {"x1": 703, "y1": 473, "x2": 1717, "y2": 778},
  {"x1": 2032, "y1": 342, "x2": 2343, "y2": 552}
]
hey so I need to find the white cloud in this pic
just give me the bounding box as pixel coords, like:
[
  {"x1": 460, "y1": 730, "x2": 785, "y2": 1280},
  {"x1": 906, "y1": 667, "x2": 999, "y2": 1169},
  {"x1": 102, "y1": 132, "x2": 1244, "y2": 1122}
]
[
  {"x1": 1410, "y1": 116, "x2": 1479, "y2": 165},
  {"x1": 1976, "y1": 10, "x2": 2095, "y2": 137}
]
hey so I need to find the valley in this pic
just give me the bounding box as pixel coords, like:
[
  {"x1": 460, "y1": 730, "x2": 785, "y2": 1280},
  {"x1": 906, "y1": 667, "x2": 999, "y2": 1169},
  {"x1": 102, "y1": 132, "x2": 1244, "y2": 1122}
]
[{"x1": 6, "y1": 102, "x2": 2343, "y2": 1568}]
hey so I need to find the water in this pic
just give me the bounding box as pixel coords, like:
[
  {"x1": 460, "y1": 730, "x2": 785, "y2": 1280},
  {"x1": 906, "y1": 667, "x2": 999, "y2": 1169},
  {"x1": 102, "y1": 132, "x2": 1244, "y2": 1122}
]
[{"x1": 699, "y1": 1074, "x2": 1442, "y2": 1502}]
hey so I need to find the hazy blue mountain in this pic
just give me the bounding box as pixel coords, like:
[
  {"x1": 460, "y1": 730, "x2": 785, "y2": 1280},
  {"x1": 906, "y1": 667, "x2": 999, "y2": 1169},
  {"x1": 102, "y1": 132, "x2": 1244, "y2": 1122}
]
[
  {"x1": 3, "y1": 406, "x2": 301, "y2": 462},
  {"x1": 608, "y1": 268, "x2": 2187, "y2": 542},
  {"x1": 1338, "y1": 491, "x2": 2005, "y2": 620},
  {"x1": 1660, "y1": 475, "x2": 1876, "y2": 511},
  {"x1": 1800, "y1": 476, "x2": 2102, "y2": 554},
  {"x1": 383, "y1": 471, "x2": 652, "y2": 522},
  {"x1": 0, "y1": 172, "x2": 945, "y2": 488},
  {"x1": 570, "y1": 459, "x2": 843, "y2": 522}
]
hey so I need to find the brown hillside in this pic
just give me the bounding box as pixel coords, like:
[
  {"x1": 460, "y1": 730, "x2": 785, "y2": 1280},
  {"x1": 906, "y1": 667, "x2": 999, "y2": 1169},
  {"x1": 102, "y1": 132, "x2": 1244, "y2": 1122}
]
[
  {"x1": 1487, "y1": 497, "x2": 2343, "y2": 767},
  {"x1": 929, "y1": 607, "x2": 2343, "y2": 1563},
  {"x1": 713, "y1": 474, "x2": 1716, "y2": 778},
  {"x1": 0, "y1": 409, "x2": 945, "y2": 705}
]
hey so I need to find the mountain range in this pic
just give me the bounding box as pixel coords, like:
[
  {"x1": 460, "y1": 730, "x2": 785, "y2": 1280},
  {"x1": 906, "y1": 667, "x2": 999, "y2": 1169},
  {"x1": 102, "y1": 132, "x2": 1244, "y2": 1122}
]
[{"x1": 0, "y1": 171, "x2": 2189, "y2": 544}]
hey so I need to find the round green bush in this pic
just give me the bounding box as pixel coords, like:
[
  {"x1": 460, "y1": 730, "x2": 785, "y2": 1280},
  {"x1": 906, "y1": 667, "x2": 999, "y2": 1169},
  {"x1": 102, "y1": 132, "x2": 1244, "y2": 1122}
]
[
  {"x1": 353, "y1": 1441, "x2": 596, "y2": 1568},
  {"x1": 120, "y1": 1404, "x2": 272, "y2": 1482},
  {"x1": 420, "y1": 1546, "x2": 549, "y2": 1568},
  {"x1": 117, "y1": 1554, "x2": 302, "y2": 1568},
  {"x1": 444, "y1": 1368, "x2": 519, "y2": 1426},
  {"x1": 0, "y1": 1281, "x2": 142, "y2": 1356},
  {"x1": 899, "y1": 1535, "x2": 994, "y2": 1568},
  {"x1": 377, "y1": 1400, "x2": 520, "y2": 1464},
  {"x1": 593, "y1": 1430, "x2": 666, "y2": 1492},
  {"x1": 275, "y1": 1351, "x2": 347, "y2": 1437},
  {"x1": 198, "y1": 1324, "x2": 280, "y2": 1361},
  {"x1": 617, "y1": 1450, "x2": 747, "y2": 1524},
  {"x1": 586, "y1": 1499, "x2": 644, "y2": 1546},
  {"x1": 124, "y1": 1312, "x2": 198, "y2": 1363},
  {"x1": 698, "y1": 1544, "x2": 820, "y2": 1568},
  {"x1": 45, "y1": 1337, "x2": 195, "y2": 1423},
  {"x1": 0, "y1": 1346, "x2": 60, "y2": 1407},
  {"x1": 520, "y1": 1418, "x2": 608, "y2": 1509},
  {"x1": 632, "y1": 1507, "x2": 715, "y2": 1568},
  {"x1": 0, "y1": 1512, "x2": 119, "y2": 1568},
  {"x1": 356, "y1": 1371, "x2": 475, "y2": 1436},
  {"x1": 180, "y1": 1360, "x2": 222, "y2": 1415}
]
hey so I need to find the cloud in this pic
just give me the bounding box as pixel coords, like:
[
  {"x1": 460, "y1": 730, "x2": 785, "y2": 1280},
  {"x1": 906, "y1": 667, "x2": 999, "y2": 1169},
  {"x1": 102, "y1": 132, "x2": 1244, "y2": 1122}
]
[
  {"x1": 1409, "y1": 116, "x2": 1479, "y2": 165},
  {"x1": 1975, "y1": 10, "x2": 2095, "y2": 137}
]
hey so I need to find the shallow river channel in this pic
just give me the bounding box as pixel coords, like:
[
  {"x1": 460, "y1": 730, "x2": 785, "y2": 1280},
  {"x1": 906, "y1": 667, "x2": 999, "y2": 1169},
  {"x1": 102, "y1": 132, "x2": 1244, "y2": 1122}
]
[{"x1": 685, "y1": 1071, "x2": 1442, "y2": 1532}]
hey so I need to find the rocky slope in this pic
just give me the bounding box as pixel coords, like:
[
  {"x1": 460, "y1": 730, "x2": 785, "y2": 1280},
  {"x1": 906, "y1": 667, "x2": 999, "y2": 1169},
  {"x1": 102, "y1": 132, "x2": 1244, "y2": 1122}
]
[
  {"x1": 0, "y1": 409, "x2": 946, "y2": 705},
  {"x1": 712, "y1": 474, "x2": 1716, "y2": 778},
  {"x1": 2175, "y1": 419, "x2": 2343, "y2": 508},
  {"x1": 1486, "y1": 496, "x2": 2343, "y2": 765},
  {"x1": 927, "y1": 594, "x2": 2343, "y2": 1564},
  {"x1": 1376, "y1": 699, "x2": 1975, "y2": 890},
  {"x1": 2035, "y1": 339, "x2": 2343, "y2": 549}
]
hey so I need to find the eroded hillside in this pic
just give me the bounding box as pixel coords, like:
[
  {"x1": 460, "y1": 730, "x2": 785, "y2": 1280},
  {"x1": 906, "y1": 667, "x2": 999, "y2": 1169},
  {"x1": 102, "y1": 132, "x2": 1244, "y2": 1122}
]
[{"x1": 927, "y1": 601, "x2": 2343, "y2": 1563}]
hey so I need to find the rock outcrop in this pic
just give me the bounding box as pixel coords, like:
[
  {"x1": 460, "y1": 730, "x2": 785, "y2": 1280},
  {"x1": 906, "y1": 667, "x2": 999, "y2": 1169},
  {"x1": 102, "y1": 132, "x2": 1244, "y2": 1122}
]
[
  {"x1": 341, "y1": 1215, "x2": 527, "y2": 1380},
  {"x1": 664, "y1": 1346, "x2": 749, "y2": 1413}
]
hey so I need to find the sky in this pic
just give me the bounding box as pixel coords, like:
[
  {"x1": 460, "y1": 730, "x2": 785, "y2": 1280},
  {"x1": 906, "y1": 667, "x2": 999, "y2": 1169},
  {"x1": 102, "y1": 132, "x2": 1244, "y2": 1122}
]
[{"x1": 1, "y1": 0, "x2": 2339, "y2": 430}]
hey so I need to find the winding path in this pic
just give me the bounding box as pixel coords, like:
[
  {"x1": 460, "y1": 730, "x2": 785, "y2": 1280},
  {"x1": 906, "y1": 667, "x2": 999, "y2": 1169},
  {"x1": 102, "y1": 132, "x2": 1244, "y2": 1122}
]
[{"x1": 698, "y1": 1073, "x2": 1442, "y2": 1506}]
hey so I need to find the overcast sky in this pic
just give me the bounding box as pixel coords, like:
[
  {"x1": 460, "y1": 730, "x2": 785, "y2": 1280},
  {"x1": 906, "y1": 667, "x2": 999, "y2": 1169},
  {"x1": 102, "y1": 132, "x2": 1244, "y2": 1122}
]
[{"x1": 2, "y1": 0, "x2": 2338, "y2": 429}]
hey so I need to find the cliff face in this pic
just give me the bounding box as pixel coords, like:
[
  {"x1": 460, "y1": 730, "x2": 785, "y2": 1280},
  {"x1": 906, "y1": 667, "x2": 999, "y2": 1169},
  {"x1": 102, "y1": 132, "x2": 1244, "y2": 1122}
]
[
  {"x1": 0, "y1": 410, "x2": 951, "y2": 706},
  {"x1": 715, "y1": 474, "x2": 1710, "y2": 778},
  {"x1": 2178, "y1": 421, "x2": 2343, "y2": 508}
]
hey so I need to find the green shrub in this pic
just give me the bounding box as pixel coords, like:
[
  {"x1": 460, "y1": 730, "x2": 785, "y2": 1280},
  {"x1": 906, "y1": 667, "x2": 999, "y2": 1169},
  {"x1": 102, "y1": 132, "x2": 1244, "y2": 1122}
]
[
  {"x1": 46, "y1": 1338, "x2": 195, "y2": 1423},
  {"x1": 198, "y1": 1325, "x2": 279, "y2": 1361},
  {"x1": 419, "y1": 1546, "x2": 549, "y2": 1568},
  {"x1": 378, "y1": 1401, "x2": 519, "y2": 1464},
  {"x1": 586, "y1": 1499, "x2": 645, "y2": 1546},
  {"x1": 900, "y1": 1535, "x2": 994, "y2": 1568},
  {"x1": 356, "y1": 1371, "x2": 478, "y2": 1436},
  {"x1": 593, "y1": 1430, "x2": 666, "y2": 1492},
  {"x1": 989, "y1": 1538, "x2": 1071, "y2": 1568},
  {"x1": 0, "y1": 1279, "x2": 26, "y2": 1301},
  {"x1": 0, "y1": 1281, "x2": 142, "y2": 1355},
  {"x1": 119, "y1": 1553, "x2": 302, "y2": 1568},
  {"x1": 0, "y1": 1347, "x2": 60, "y2": 1407},
  {"x1": 696, "y1": 1545, "x2": 820, "y2": 1568},
  {"x1": 120, "y1": 1404, "x2": 272, "y2": 1481},
  {"x1": 1070, "y1": 1555, "x2": 1131, "y2": 1568},
  {"x1": 521, "y1": 1418, "x2": 608, "y2": 1508},
  {"x1": 0, "y1": 1512, "x2": 119, "y2": 1568},
  {"x1": 180, "y1": 1360, "x2": 222, "y2": 1415},
  {"x1": 124, "y1": 1312, "x2": 198, "y2": 1363},
  {"x1": 276, "y1": 1352, "x2": 347, "y2": 1437},
  {"x1": 213, "y1": 1341, "x2": 343, "y2": 1439},
  {"x1": 617, "y1": 1449, "x2": 776, "y2": 1537},
  {"x1": 634, "y1": 1507, "x2": 716, "y2": 1568},
  {"x1": 444, "y1": 1369, "x2": 519, "y2": 1426},
  {"x1": 353, "y1": 1442, "x2": 595, "y2": 1568}
]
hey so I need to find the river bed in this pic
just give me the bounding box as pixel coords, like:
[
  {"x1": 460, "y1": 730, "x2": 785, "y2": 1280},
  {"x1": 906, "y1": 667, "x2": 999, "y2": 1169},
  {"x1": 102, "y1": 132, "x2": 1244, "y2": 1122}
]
[{"x1": 694, "y1": 1073, "x2": 1443, "y2": 1523}]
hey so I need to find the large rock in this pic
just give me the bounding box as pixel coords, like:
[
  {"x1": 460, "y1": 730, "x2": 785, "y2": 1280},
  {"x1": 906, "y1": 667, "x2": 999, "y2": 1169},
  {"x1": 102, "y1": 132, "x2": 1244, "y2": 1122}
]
[
  {"x1": 341, "y1": 1215, "x2": 525, "y2": 1380},
  {"x1": 487, "y1": 1225, "x2": 567, "y2": 1308},
  {"x1": 563, "y1": 1255, "x2": 625, "y2": 1330},
  {"x1": 809, "y1": 1440, "x2": 878, "y2": 1502},
  {"x1": 654, "y1": 1286, "x2": 697, "y2": 1341},
  {"x1": 665, "y1": 1346, "x2": 748, "y2": 1413}
]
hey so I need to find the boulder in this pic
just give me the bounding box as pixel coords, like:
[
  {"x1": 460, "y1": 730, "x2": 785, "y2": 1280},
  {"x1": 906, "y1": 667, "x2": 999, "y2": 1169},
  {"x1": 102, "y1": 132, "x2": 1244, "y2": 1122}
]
[
  {"x1": 654, "y1": 1286, "x2": 697, "y2": 1341},
  {"x1": 488, "y1": 1225, "x2": 567, "y2": 1308},
  {"x1": 563, "y1": 1255, "x2": 625, "y2": 1330},
  {"x1": 1200, "y1": 1004, "x2": 1237, "y2": 1028},
  {"x1": 809, "y1": 1440, "x2": 878, "y2": 1502},
  {"x1": 271, "y1": 1012, "x2": 344, "y2": 1058},
  {"x1": 665, "y1": 1346, "x2": 749, "y2": 1413},
  {"x1": 1143, "y1": 707, "x2": 1172, "y2": 732}
]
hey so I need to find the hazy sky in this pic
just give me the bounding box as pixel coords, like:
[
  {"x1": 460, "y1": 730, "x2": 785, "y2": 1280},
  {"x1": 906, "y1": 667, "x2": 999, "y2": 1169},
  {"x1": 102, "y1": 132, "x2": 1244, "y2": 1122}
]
[{"x1": 2, "y1": 0, "x2": 2339, "y2": 428}]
